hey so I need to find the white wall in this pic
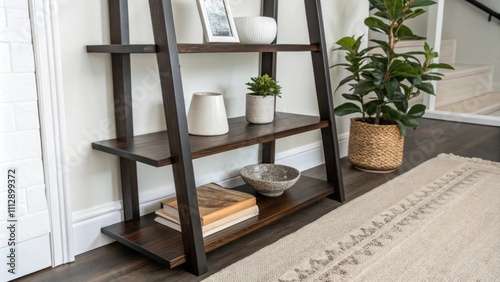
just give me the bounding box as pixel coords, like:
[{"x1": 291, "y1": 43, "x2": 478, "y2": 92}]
[
  {"x1": 0, "y1": 0, "x2": 51, "y2": 279},
  {"x1": 56, "y1": 0, "x2": 368, "y2": 254},
  {"x1": 442, "y1": 0, "x2": 500, "y2": 90},
  {"x1": 476, "y1": 0, "x2": 500, "y2": 12}
]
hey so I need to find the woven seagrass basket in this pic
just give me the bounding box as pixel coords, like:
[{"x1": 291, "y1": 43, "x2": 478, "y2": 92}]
[{"x1": 348, "y1": 118, "x2": 404, "y2": 172}]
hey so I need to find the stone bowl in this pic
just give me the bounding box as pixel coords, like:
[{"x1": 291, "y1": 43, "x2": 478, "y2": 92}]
[{"x1": 240, "y1": 164, "x2": 300, "y2": 197}]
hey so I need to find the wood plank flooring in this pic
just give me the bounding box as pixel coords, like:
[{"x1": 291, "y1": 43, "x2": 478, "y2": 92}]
[{"x1": 17, "y1": 118, "x2": 500, "y2": 282}]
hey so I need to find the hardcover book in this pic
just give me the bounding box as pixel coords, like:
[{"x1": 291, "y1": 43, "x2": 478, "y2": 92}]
[
  {"x1": 160, "y1": 183, "x2": 257, "y2": 225},
  {"x1": 155, "y1": 205, "x2": 259, "y2": 237}
]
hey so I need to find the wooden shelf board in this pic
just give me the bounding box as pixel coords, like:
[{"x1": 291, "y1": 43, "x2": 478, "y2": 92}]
[
  {"x1": 101, "y1": 175, "x2": 334, "y2": 268},
  {"x1": 87, "y1": 44, "x2": 157, "y2": 53},
  {"x1": 92, "y1": 112, "x2": 329, "y2": 167},
  {"x1": 86, "y1": 44, "x2": 320, "y2": 54},
  {"x1": 177, "y1": 43, "x2": 321, "y2": 53}
]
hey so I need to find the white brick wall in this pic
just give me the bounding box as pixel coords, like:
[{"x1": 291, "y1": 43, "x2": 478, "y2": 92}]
[{"x1": 0, "y1": 0, "x2": 50, "y2": 251}]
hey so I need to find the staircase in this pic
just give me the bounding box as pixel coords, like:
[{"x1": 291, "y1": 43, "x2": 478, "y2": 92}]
[
  {"x1": 430, "y1": 39, "x2": 499, "y2": 116},
  {"x1": 435, "y1": 63, "x2": 500, "y2": 116}
]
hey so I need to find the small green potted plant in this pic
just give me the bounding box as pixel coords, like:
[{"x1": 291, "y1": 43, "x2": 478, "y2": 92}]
[
  {"x1": 332, "y1": 0, "x2": 453, "y2": 172},
  {"x1": 245, "y1": 74, "x2": 282, "y2": 124}
]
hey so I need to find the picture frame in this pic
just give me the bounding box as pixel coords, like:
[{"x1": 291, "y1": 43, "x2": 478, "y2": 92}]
[{"x1": 196, "y1": 0, "x2": 239, "y2": 43}]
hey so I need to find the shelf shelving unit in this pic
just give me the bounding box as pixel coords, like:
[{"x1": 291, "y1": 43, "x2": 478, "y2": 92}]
[{"x1": 88, "y1": 0, "x2": 344, "y2": 275}]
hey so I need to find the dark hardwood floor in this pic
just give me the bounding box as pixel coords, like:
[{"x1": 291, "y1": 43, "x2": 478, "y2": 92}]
[{"x1": 17, "y1": 118, "x2": 500, "y2": 282}]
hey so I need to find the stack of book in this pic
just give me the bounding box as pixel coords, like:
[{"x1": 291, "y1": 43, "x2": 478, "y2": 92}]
[{"x1": 155, "y1": 183, "x2": 258, "y2": 237}]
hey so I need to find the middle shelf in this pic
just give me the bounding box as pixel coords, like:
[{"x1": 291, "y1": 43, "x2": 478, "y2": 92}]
[{"x1": 92, "y1": 112, "x2": 330, "y2": 167}]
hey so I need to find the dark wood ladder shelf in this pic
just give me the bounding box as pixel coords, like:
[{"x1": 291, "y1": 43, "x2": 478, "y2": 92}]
[
  {"x1": 92, "y1": 112, "x2": 329, "y2": 167},
  {"x1": 101, "y1": 175, "x2": 333, "y2": 268},
  {"x1": 90, "y1": 0, "x2": 344, "y2": 275}
]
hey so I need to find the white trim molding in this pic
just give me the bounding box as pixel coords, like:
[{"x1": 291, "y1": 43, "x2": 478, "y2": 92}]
[
  {"x1": 424, "y1": 110, "x2": 500, "y2": 127},
  {"x1": 424, "y1": 0, "x2": 446, "y2": 111},
  {"x1": 30, "y1": 0, "x2": 74, "y2": 266}
]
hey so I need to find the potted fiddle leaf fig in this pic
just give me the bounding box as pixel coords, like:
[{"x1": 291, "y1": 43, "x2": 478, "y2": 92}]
[
  {"x1": 332, "y1": 0, "x2": 454, "y2": 172},
  {"x1": 245, "y1": 74, "x2": 282, "y2": 124}
]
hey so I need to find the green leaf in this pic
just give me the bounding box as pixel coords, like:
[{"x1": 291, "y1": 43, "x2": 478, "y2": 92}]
[
  {"x1": 336, "y1": 75, "x2": 355, "y2": 91},
  {"x1": 380, "y1": 105, "x2": 400, "y2": 119},
  {"x1": 335, "y1": 36, "x2": 356, "y2": 51},
  {"x1": 416, "y1": 82, "x2": 434, "y2": 94},
  {"x1": 394, "y1": 100, "x2": 409, "y2": 113},
  {"x1": 342, "y1": 93, "x2": 362, "y2": 102},
  {"x1": 370, "y1": 56, "x2": 388, "y2": 69},
  {"x1": 358, "y1": 46, "x2": 377, "y2": 56},
  {"x1": 421, "y1": 74, "x2": 443, "y2": 81},
  {"x1": 370, "y1": 39, "x2": 389, "y2": 49},
  {"x1": 369, "y1": 0, "x2": 386, "y2": 13},
  {"x1": 365, "y1": 100, "x2": 385, "y2": 116},
  {"x1": 330, "y1": 63, "x2": 351, "y2": 68},
  {"x1": 401, "y1": 116, "x2": 420, "y2": 129},
  {"x1": 373, "y1": 11, "x2": 390, "y2": 20},
  {"x1": 395, "y1": 52, "x2": 423, "y2": 63},
  {"x1": 386, "y1": 0, "x2": 404, "y2": 20},
  {"x1": 407, "y1": 104, "x2": 426, "y2": 118},
  {"x1": 424, "y1": 42, "x2": 431, "y2": 52},
  {"x1": 395, "y1": 91, "x2": 406, "y2": 101},
  {"x1": 384, "y1": 79, "x2": 399, "y2": 100},
  {"x1": 428, "y1": 63, "x2": 455, "y2": 70},
  {"x1": 334, "y1": 103, "x2": 362, "y2": 116},
  {"x1": 353, "y1": 80, "x2": 376, "y2": 95},
  {"x1": 396, "y1": 25, "x2": 414, "y2": 38},
  {"x1": 395, "y1": 120, "x2": 406, "y2": 136},
  {"x1": 390, "y1": 60, "x2": 419, "y2": 77},
  {"x1": 410, "y1": 0, "x2": 437, "y2": 9},
  {"x1": 364, "y1": 17, "x2": 390, "y2": 34},
  {"x1": 370, "y1": 70, "x2": 385, "y2": 87},
  {"x1": 403, "y1": 9, "x2": 426, "y2": 20}
]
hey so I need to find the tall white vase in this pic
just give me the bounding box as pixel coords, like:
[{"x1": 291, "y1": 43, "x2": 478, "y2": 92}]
[
  {"x1": 187, "y1": 92, "x2": 229, "y2": 136},
  {"x1": 246, "y1": 94, "x2": 275, "y2": 124}
]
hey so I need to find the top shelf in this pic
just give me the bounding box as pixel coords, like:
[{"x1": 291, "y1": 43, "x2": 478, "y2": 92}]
[
  {"x1": 92, "y1": 112, "x2": 329, "y2": 167},
  {"x1": 86, "y1": 43, "x2": 321, "y2": 54}
]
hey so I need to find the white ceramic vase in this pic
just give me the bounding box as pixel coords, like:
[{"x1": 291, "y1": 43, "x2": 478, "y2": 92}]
[
  {"x1": 233, "y1": 16, "x2": 277, "y2": 44},
  {"x1": 246, "y1": 94, "x2": 275, "y2": 124},
  {"x1": 187, "y1": 92, "x2": 229, "y2": 136}
]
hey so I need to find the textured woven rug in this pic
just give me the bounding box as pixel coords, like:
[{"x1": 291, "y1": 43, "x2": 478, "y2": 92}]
[{"x1": 203, "y1": 154, "x2": 500, "y2": 281}]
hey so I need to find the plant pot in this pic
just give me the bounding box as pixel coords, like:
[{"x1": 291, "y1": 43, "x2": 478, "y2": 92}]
[
  {"x1": 348, "y1": 118, "x2": 404, "y2": 172},
  {"x1": 233, "y1": 16, "x2": 277, "y2": 44},
  {"x1": 245, "y1": 94, "x2": 275, "y2": 124},
  {"x1": 187, "y1": 92, "x2": 229, "y2": 136}
]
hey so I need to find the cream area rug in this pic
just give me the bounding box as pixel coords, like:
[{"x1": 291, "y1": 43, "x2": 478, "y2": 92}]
[{"x1": 203, "y1": 154, "x2": 500, "y2": 281}]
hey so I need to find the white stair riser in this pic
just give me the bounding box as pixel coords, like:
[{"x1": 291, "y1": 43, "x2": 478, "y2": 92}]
[
  {"x1": 436, "y1": 92, "x2": 500, "y2": 115},
  {"x1": 436, "y1": 69, "x2": 493, "y2": 107}
]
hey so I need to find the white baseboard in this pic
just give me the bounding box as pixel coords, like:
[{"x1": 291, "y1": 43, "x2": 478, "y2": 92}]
[
  {"x1": 71, "y1": 135, "x2": 349, "y2": 255},
  {"x1": 72, "y1": 209, "x2": 120, "y2": 255},
  {"x1": 424, "y1": 110, "x2": 500, "y2": 127},
  {"x1": 1, "y1": 234, "x2": 51, "y2": 281}
]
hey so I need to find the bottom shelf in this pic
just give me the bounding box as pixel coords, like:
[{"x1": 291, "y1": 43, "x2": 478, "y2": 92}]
[{"x1": 101, "y1": 175, "x2": 334, "y2": 268}]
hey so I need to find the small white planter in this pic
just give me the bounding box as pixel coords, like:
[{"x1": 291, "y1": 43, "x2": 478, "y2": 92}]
[
  {"x1": 187, "y1": 92, "x2": 229, "y2": 136},
  {"x1": 246, "y1": 94, "x2": 275, "y2": 124},
  {"x1": 233, "y1": 16, "x2": 277, "y2": 44}
]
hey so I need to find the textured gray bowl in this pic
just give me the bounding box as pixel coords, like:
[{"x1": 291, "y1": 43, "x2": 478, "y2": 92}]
[{"x1": 240, "y1": 164, "x2": 301, "y2": 197}]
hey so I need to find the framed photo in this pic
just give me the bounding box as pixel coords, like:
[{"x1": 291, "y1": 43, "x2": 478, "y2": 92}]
[{"x1": 197, "y1": 0, "x2": 239, "y2": 43}]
